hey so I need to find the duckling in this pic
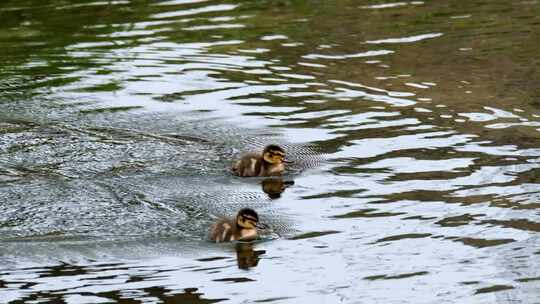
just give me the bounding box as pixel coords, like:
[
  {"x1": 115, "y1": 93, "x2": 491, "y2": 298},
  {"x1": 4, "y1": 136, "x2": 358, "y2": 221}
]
[
  {"x1": 232, "y1": 145, "x2": 291, "y2": 177},
  {"x1": 208, "y1": 208, "x2": 266, "y2": 243}
]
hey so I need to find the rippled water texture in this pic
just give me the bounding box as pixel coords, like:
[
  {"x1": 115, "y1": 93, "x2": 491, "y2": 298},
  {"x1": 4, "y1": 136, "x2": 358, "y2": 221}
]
[{"x1": 1, "y1": 0, "x2": 539, "y2": 303}]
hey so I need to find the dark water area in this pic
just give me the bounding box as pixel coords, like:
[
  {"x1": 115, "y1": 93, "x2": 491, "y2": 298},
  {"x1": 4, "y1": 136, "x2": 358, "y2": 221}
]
[{"x1": 1, "y1": 0, "x2": 539, "y2": 303}]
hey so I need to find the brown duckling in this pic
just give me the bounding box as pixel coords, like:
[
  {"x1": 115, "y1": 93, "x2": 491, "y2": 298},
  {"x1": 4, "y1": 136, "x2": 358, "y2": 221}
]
[
  {"x1": 232, "y1": 145, "x2": 291, "y2": 177},
  {"x1": 208, "y1": 208, "x2": 266, "y2": 243}
]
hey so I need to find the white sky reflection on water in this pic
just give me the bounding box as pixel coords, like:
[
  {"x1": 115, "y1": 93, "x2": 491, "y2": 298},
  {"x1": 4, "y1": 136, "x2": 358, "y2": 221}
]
[{"x1": 366, "y1": 33, "x2": 444, "y2": 44}]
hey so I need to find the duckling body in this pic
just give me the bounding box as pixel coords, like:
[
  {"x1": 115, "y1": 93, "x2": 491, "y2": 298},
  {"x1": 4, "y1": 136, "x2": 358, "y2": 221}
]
[
  {"x1": 232, "y1": 145, "x2": 288, "y2": 177},
  {"x1": 208, "y1": 208, "x2": 261, "y2": 243},
  {"x1": 232, "y1": 153, "x2": 284, "y2": 177},
  {"x1": 208, "y1": 218, "x2": 257, "y2": 242}
]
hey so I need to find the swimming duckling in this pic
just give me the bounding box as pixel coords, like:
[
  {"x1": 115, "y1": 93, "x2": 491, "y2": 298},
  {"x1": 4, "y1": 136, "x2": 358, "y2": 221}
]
[
  {"x1": 232, "y1": 145, "x2": 291, "y2": 177},
  {"x1": 208, "y1": 208, "x2": 266, "y2": 243}
]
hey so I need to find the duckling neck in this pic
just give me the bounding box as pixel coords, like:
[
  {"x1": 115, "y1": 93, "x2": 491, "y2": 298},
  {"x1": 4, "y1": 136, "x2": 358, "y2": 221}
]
[{"x1": 236, "y1": 226, "x2": 258, "y2": 241}]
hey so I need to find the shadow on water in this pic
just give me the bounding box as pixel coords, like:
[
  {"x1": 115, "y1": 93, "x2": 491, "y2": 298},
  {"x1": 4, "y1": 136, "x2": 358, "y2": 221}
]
[
  {"x1": 261, "y1": 178, "x2": 294, "y2": 199},
  {"x1": 1, "y1": 0, "x2": 539, "y2": 303},
  {"x1": 235, "y1": 243, "x2": 265, "y2": 270},
  {"x1": 1, "y1": 262, "x2": 229, "y2": 304}
]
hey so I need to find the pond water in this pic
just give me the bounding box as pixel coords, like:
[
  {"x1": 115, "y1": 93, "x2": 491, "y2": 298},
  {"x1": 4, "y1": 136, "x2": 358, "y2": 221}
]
[{"x1": 1, "y1": 0, "x2": 539, "y2": 303}]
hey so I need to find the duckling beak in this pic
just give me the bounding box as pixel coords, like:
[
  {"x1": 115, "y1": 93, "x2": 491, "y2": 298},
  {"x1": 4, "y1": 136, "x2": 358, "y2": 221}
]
[
  {"x1": 282, "y1": 159, "x2": 294, "y2": 164},
  {"x1": 255, "y1": 222, "x2": 269, "y2": 230}
]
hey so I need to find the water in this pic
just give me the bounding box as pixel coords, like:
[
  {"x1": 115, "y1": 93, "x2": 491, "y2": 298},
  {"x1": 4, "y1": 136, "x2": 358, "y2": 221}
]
[{"x1": 1, "y1": 0, "x2": 539, "y2": 303}]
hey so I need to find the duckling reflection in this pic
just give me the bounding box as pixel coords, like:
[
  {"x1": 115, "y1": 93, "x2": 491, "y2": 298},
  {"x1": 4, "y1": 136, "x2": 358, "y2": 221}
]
[
  {"x1": 262, "y1": 178, "x2": 295, "y2": 199},
  {"x1": 208, "y1": 208, "x2": 267, "y2": 243},
  {"x1": 232, "y1": 145, "x2": 292, "y2": 177},
  {"x1": 235, "y1": 242, "x2": 265, "y2": 270}
]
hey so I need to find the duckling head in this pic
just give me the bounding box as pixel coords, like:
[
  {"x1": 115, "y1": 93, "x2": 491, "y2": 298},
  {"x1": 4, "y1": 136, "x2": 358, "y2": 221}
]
[
  {"x1": 236, "y1": 208, "x2": 260, "y2": 229},
  {"x1": 262, "y1": 144, "x2": 287, "y2": 164}
]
